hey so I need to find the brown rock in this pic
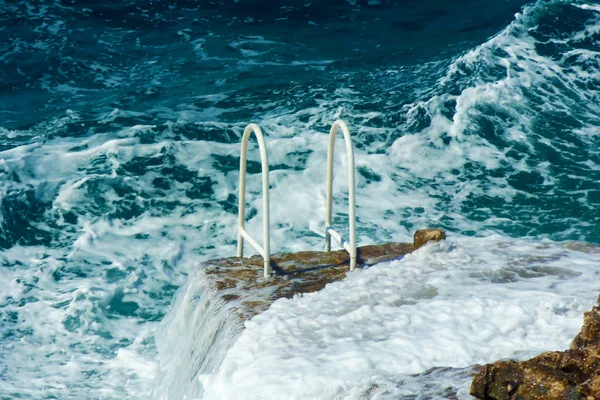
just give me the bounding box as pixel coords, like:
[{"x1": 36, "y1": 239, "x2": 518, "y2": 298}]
[
  {"x1": 202, "y1": 229, "x2": 446, "y2": 321},
  {"x1": 413, "y1": 228, "x2": 446, "y2": 249},
  {"x1": 470, "y1": 296, "x2": 600, "y2": 400},
  {"x1": 578, "y1": 375, "x2": 600, "y2": 399},
  {"x1": 571, "y1": 304, "x2": 600, "y2": 349}
]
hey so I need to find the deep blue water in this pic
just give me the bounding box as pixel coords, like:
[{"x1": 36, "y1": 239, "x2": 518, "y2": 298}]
[{"x1": 1, "y1": 0, "x2": 599, "y2": 398}]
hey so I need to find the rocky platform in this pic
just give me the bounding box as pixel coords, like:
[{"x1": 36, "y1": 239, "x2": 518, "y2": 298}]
[
  {"x1": 155, "y1": 229, "x2": 447, "y2": 398},
  {"x1": 203, "y1": 228, "x2": 446, "y2": 321},
  {"x1": 471, "y1": 295, "x2": 600, "y2": 400}
]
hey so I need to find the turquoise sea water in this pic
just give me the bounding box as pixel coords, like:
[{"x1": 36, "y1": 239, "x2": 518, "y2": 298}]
[{"x1": 1, "y1": 0, "x2": 599, "y2": 398}]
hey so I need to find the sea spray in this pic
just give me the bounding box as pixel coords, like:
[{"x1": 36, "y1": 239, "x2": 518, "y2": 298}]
[{"x1": 153, "y1": 269, "x2": 245, "y2": 399}]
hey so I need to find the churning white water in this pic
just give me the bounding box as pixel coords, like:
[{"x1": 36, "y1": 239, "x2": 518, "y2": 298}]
[
  {"x1": 155, "y1": 237, "x2": 599, "y2": 399},
  {"x1": 2, "y1": 0, "x2": 599, "y2": 399}
]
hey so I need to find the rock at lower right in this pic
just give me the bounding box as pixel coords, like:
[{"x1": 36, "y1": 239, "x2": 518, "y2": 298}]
[{"x1": 471, "y1": 296, "x2": 600, "y2": 400}]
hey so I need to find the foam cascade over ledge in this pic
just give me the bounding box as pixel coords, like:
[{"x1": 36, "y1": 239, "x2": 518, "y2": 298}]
[{"x1": 152, "y1": 229, "x2": 445, "y2": 398}]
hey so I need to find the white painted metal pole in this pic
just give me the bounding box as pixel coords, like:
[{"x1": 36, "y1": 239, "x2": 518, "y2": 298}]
[
  {"x1": 325, "y1": 120, "x2": 357, "y2": 271},
  {"x1": 237, "y1": 131, "x2": 249, "y2": 258},
  {"x1": 237, "y1": 123, "x2": 271, "y2": 278},
  {"x1": 325, "y1": 125, "x2": 335, "y2": 252}
]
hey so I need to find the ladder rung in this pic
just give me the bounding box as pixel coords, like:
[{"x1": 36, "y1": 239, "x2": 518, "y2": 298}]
[
  {"x1": 326, "y1": 226, "x2": 352, "y2": 255},
  {"x1": 239, "y1": 227, "x2": 266, "y2": 259}
]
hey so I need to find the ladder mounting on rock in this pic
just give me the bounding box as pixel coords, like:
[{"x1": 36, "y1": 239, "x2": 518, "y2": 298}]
[{"x1": 237, "y1": 119, "x2": 357, "y2": 278}]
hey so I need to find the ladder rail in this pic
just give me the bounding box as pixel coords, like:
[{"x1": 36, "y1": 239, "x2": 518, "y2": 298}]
[
  {"x1": 324, "y1": 120, "x2": 357, "y2": 271},
  {"x1": 235, "y1": 119, "x2": 357, "y2": 277},
  {"x1": 237, "y1": 123, "x2": 271, "y2": 278}
]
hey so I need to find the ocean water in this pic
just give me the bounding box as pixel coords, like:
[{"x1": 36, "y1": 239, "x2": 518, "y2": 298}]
[{"x1": 1, "y1": 0, "x2": 599, "y2": 399}]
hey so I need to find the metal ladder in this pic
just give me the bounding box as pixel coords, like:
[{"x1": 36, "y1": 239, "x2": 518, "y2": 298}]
[{"x1": 237, "y1": 120, "x2": 356, "y2": 278}]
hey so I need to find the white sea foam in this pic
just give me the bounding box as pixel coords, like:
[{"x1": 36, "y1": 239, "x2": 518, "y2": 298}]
[
  {"x1": 149, "y1": 9, "x2": 600, "y2": 391},
  {"x1": 578, "y1": 4, "x2": 600, "y2": 13},
  {"x1": 200, "y1": 237, "x2": 599, "y2": 399},
  {"x1": 2, "y1": 0, "x2": 600, "y2": 399},
  {"x1": 153, "y1": 269, "x2": 244, "y2": 400}
]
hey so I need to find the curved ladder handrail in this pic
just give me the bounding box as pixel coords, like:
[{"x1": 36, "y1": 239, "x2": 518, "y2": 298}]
[
  {"x1": 237, "y1": 123, "x2": 271, "y2": 278},
  {"x1": 325, "y1": 120, "x2": 357, "y2": 271}
]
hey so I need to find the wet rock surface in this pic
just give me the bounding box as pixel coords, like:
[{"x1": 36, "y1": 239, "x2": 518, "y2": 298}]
[
  {"x1": 414, "y1": 228, "x2": 446, "y2": 249},
  {"x1": 203, "y1": 228, "x2": 445, "y2": 321},
  {"x1": 471, "y1": 295, "x2": 600, "y2": 400}
]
